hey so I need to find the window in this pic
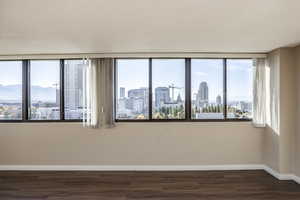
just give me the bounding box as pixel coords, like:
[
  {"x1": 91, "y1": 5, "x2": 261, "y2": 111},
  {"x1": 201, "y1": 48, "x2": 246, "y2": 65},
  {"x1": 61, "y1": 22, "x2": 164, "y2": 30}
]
[
  {"x1": 64, "y1": 60, "x2": 84, "y2": 120},
  {"x1": 152, "y1": 59, "x2": 185, "y2": 119},
  {"x1": 115, "y1": 58, "x2": 253, "y2": 122},
  {"x1": 0, "y1": 61, "x2": 22, "y2": 120},
  {"x1": 191, "y1": 59, "x2": 224, "y2": 119},
  {"x1": 0, "y1": 59, "x2": 84, "y2": 122},
  {"x1": 0, "y1": 57, "x2": 254, "y2": 123},
  {"x1": 30, "y1": 60, "x2": 60, "y2": 120},
  {"x1": 116, "y1": 59, "x2": 149, "y2": 119},
  {"x1": 227, "y1": 59, "x2": 253, "y2": 119}
]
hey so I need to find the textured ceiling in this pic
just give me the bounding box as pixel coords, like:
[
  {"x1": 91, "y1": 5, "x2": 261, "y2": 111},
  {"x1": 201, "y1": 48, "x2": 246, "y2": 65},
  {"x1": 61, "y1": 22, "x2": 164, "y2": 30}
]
[{"x1": 0, "y1": 0, "x2": 300, "y2": 55}]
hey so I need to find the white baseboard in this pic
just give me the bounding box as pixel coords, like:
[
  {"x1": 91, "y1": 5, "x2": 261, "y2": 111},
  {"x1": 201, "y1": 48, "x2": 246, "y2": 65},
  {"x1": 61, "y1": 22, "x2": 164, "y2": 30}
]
[
  {"x1": 263, "y1": 166, "x2": 293, "y2": 180},
  {"x1": 0, "y1": 164, "x2": 298, "y2": 184},
  {"x1": 291, "y1": 175, "x2": 300, "y2": 184},
  {"x1": 0, "y1": 164, "x2": 264, "y2": 171},
  {"x1": 263, "y1": 165, "x2": 300, "y2": 184}
]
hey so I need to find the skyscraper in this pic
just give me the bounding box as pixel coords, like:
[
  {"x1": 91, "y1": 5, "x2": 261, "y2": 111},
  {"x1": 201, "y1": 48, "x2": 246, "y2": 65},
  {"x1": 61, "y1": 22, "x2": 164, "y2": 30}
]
[
  {"x1": 128, "y1": 88, "x2": 147, "y2": 99},
  {"x1": 64, "y1": 62, "x2": 84, "y2": 110},
  {"x1": 127, "y1": 88, "x2": 148, "y2": 112},
  {"x1": 196, "y1": 82, "x2": 209, "y2": 107},
  {"x1": 155, "y1": 87, "x2": 171, "y2": 107},
  {"x1": 120, "y1": 87, "x2": 125, "y2": 98},
  {"x1": 216, "y1": 95, "x2": 222, "y2": 105},
  {"x1": 55, "y1": 84, "x2": 60, "y2": 106}
]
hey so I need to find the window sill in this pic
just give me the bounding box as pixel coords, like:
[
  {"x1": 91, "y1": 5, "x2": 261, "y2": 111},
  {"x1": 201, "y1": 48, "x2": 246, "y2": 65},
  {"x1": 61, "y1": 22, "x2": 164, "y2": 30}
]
[
  {"x1": 0, "y1": 120, "x2": 82, "y2": 123},
  {"x1": 115, "y1": 119, "x2": 252, "y2": 123}
]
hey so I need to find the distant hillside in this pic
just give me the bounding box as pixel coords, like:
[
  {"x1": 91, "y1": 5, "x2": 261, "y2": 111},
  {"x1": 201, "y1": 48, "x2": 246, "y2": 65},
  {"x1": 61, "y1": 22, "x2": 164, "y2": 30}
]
[{"x1": 0, "y1": 84, "x2": 57, "y2": 102}]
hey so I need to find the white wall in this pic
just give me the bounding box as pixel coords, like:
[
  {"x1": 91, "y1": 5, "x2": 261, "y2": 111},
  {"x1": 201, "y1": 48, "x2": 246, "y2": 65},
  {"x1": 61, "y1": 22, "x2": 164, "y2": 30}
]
[
  {"x1": 1, "y1": 48, "x2": 300, "y2": 172},
  {"x1": 279, "y1": 48, "x2": 296, "y2": 174},
  {"x1": 295, "y1": 46, "x2": 300, "y2": 177},
  {"x1": 0, "y1": 122, "x2": 264, "y2": 166},
  {"x1": 263, "y1": 47, "x2": 298, "y2": 175},
  {"x1": 263, "y1": 50, "x2": 280, "y2": 172}
]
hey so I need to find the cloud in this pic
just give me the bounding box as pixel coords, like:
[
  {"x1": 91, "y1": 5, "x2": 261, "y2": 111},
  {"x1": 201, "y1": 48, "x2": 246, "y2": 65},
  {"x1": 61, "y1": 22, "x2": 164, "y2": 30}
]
[{"x1": 195, "y1": 72, "x2": 208, "y2": 76}]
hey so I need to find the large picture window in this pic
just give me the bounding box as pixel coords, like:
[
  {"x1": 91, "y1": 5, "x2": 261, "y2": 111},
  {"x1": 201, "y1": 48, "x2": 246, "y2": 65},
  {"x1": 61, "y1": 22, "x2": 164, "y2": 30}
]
[
  {"x1": 227, "y1": 59, "x2": 253, "y2": 119},
  {"x1": 191, "y1": 59, "x2": 224, "y2": 119},
  {"x1": 0, "y1": 61, "x2": 23, "y2": 120},
  {"x1": 116, "y1": 59, "x2": 149, "y2": 120},
  {"x1": 115, "y1": 58, "x2": 253, "y2": 121},
  {"x1": 0, "y1": 57, "x2": 253, "y2": 122},
  {"x1": 0, "y1": 59, "x2": 85, "y2": 122},
  {"x1": 29, "y1": 60, "x2": 61, "y2": 120},
  {"x1": 152, "y1": 59, "x2": 185, "y2": 119},
  {"x1": 64, "y1": 60, "x2": 84, "y2": 120}
]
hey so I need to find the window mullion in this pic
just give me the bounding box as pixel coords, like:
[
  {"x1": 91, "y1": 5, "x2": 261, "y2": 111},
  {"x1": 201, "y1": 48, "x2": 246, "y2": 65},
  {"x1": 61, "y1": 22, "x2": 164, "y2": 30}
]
[
  {"x1": 60, "y1": 59, "x2": 65, "y2": 120},
  {"x1": 149, "y1": 58, "x2": 153, "y2": 120},
  {"x1": 185, "y1": 58, "x2": 191, "y2": 120},
  {"x1": 22, "y1": 60, "x2": 30, "y2": 120},
  {"x1": 113, "y1": 59, "x2": 117, "y2": 121},
  {"x1": 223, "y1": 58, "x2": 227, "y2": 120}
]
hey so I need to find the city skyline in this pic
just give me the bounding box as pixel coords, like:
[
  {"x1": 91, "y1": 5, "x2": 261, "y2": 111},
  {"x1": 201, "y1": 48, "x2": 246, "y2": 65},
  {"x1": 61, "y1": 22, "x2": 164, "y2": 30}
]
[
  {"x1": 117, "y1": 59, "x2": 253, "y2": 102},
  {"x1": 117, "y1": 79, "x2": 252, "y2": 120},
  {"x1": 0, "y1": 60, "x2": 84, "y2": 120},
  {"x1": 117, "y1": 81, "x2": 251, "y2": 105}
]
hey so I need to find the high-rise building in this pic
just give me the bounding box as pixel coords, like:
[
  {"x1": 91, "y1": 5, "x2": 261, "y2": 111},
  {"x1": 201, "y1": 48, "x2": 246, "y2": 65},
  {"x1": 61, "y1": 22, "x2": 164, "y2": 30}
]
[
  {"x1": 216, "y1": 95, "x2": 222, "y2": 105},
  {"x1": 128, "y1": 88, "x2": 147, "y2": 99},
  {"x1": 196, "y1": 82, "x2": 209, "y2": 107},
  {"x1": 127, "y1": 88, "x2": 148, "y2": 113},
  {"x1": 120, "y1": 87, "x2": 125, "y2": 98},
  {"x1": 155, "y1": 87, "x2": 171, "y2": 107},
  {"x1": 64, "y1": 62, "x2": 84, "y2": 110},
  {"x1": 55, "y1": 85, "x2": 60, "y2": 106}
]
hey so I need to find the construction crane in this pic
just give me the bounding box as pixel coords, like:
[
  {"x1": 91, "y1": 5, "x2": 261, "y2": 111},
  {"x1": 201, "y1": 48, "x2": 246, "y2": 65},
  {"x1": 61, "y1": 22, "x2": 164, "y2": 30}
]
[{"x1": 168, "y1": 84, "x2": 182, "y2": 102}]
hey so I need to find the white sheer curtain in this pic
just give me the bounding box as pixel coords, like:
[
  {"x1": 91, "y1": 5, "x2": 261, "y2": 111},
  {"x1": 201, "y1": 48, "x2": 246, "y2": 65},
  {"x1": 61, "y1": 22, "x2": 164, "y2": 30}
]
[
  {"x1": 266, "y1": 53, "x2": 280, "y2": 133},
  {"x1": 83, "y1": 58, "x2": 115, "y2": 128},
  {"x1": 252, "y1": 58, "x2": 267, "y2": 127}
]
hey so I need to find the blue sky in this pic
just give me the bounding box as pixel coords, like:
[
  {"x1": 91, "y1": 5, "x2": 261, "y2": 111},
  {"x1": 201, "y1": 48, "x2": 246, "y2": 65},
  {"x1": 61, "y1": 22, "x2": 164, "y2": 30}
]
[
  {"x1": 117, "y1": 59, "x2": 253, "y2": 102},
  {"x1": 0, "y1": 61, "x2": 22, "y2": 85},
  {"x1": 191, "y1": 59, "x2": 223, "y2": 102},
  {"x1": 227, "y1": 59, "x2": 253, "y2": 102},
  {"x1": 0, "y1": 60, "x2": 60, "y2": 101},
  {"x1": 152, "y1": 59, "x2": 185, "y2": 101},
  {"x1": 117, "y1": 59, "x2": 149, "y2": 91},
  {"x1": 0, "y1": 60, "x2": 60, "y2": 88},
  {"x1": 30, "y1": 60, "x2": 60, "y2": 88}
]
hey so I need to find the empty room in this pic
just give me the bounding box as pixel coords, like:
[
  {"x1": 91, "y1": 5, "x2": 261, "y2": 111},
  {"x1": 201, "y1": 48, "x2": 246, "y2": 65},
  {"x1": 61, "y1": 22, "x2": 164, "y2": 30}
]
[{"x1": 0, "y1": 0, "x2": 300, "y2": 199}]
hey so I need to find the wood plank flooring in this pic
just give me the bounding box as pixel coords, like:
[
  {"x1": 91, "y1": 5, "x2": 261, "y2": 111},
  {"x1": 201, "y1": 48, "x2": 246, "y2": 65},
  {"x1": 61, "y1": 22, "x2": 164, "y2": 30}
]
[{"x1": 0, "y1": 170, "x2": 299, "y2": 200}]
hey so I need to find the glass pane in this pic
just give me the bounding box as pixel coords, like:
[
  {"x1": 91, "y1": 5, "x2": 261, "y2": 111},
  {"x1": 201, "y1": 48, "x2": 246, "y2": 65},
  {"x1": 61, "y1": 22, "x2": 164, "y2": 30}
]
[
  {"x1": 0, "y1": 61, "x2": 22, "y2": 120},
  {"x1": 152, "y1": 59, "x2": 185, "y2": 119},
  {"x1": 116, "y1": 59, "x2": 149, "y2": 119},
  {"x1": 64, "y1": 60, "x2": 84, "y2": 120},
  {"x1": 30, "y1": 60, "x2": 60, "y2": 120},
  {"x1": 191, "y1": 59, "x2": 224, "y2": 119},
  {"x1": 227, "y1": 59, "x2": 253, "y2": 119}
]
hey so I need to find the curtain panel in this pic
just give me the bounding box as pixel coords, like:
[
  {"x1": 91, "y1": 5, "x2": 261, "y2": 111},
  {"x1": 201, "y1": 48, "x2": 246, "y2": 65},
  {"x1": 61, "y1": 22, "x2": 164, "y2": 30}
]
[
  {"x1": 252, "y1": 58, "x2": 267, "y2": 127},
  {"x1": 83, "y1": 58, "x2": 115, "y2": 128}
]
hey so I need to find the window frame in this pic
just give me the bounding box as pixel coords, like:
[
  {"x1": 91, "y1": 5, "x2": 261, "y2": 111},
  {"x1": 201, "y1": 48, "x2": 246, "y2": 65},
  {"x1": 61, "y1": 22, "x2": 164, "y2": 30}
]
[
  {"x1": 0, "y1": 57, "x2": 253, "y2": 123},
  {"x1": 151, "y1": 58, "x2": 187, "y2": 121},
  {"x1": 0, "y1": 60, "x2": 24, "y2": 121},
  {"x1": 0, "y1": 59, "x2": 82, "y2": 123},
  {"x1": 115, "y1": 58, "x2": 252, "y2": 122},
  {"x1": 225, "y1": 58, "x2": 254, "y2": 120}
]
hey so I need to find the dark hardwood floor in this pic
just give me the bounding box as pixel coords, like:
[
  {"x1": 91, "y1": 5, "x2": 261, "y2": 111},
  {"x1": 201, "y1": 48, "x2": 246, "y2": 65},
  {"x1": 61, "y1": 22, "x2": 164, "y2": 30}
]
[{"x1": 0, "y1": 170, "x2": 299, "y2": 200}]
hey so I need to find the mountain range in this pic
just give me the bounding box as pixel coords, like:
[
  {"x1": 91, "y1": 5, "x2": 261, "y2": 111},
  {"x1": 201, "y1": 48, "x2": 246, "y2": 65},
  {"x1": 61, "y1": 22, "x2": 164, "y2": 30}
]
[{"x1": 0, "y1": 84, "x2": 57, "y2": 102}]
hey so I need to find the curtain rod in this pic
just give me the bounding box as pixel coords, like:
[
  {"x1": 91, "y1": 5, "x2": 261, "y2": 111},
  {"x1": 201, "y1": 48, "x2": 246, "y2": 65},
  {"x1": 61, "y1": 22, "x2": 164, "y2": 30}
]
[{"x1": 0, "y1": 52, "x2": 267, "y2": 60}]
